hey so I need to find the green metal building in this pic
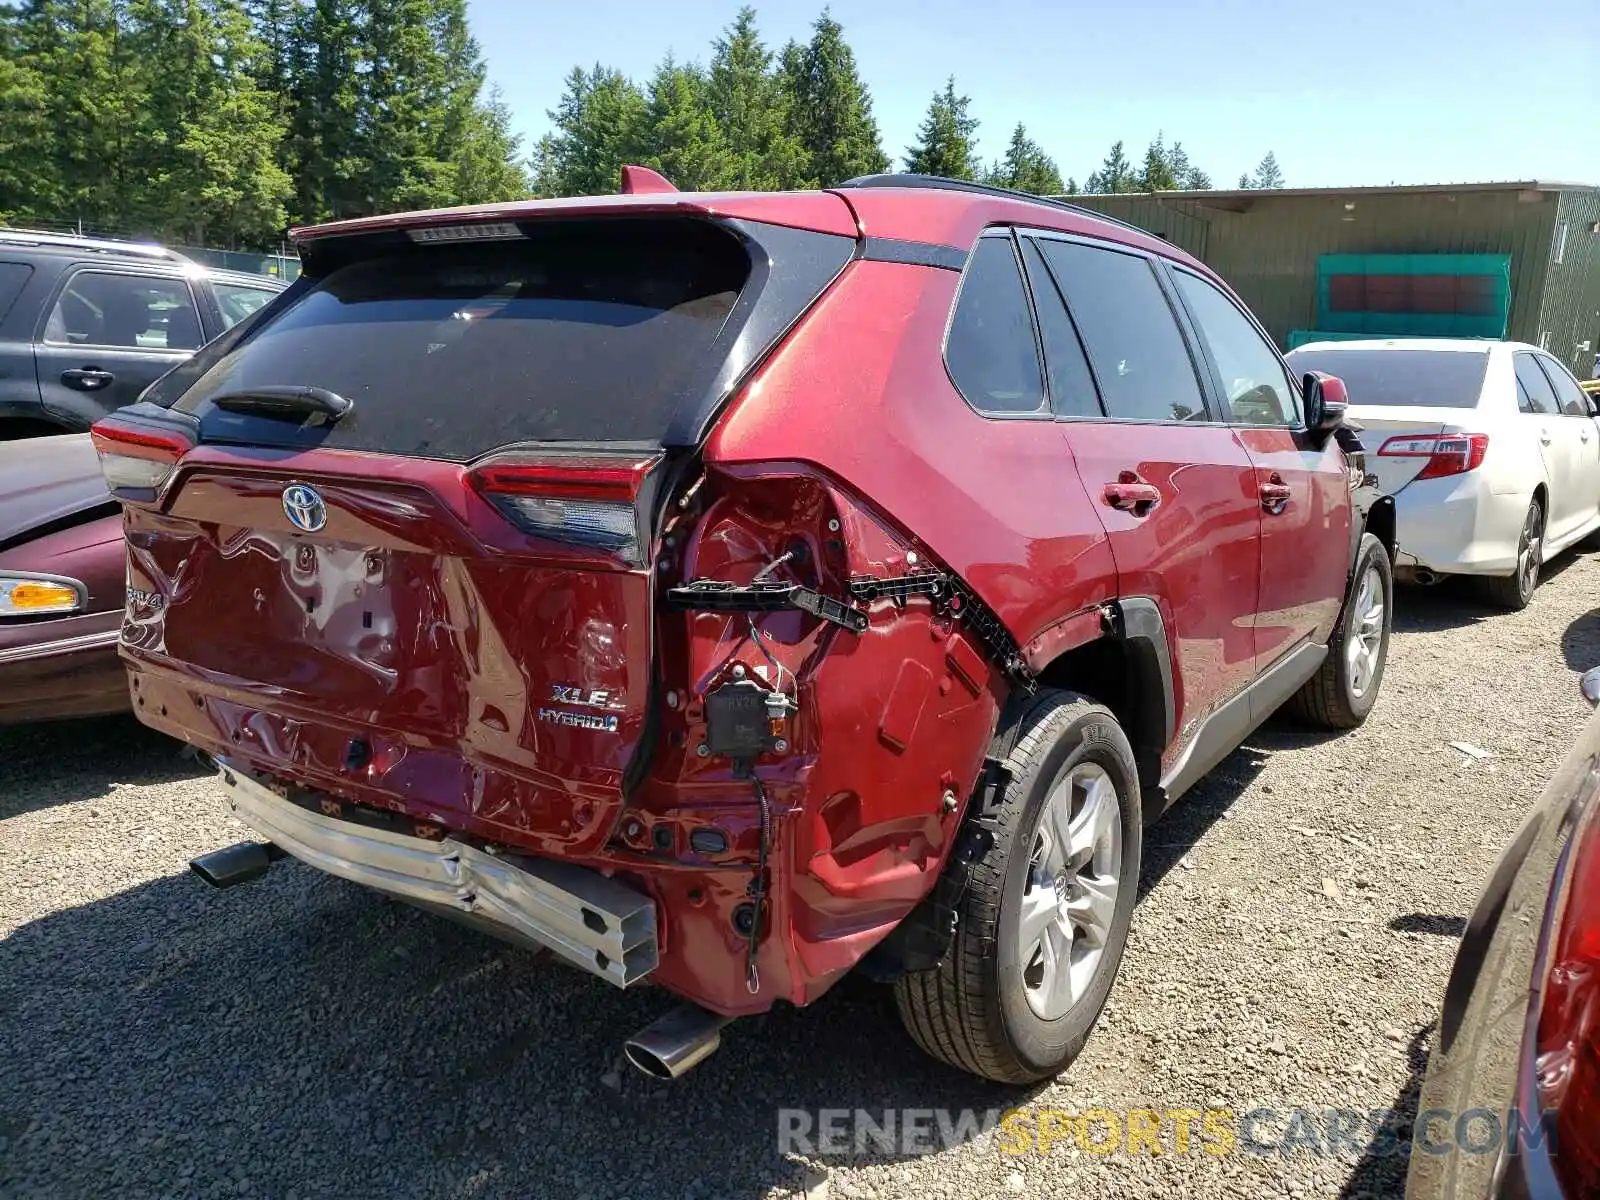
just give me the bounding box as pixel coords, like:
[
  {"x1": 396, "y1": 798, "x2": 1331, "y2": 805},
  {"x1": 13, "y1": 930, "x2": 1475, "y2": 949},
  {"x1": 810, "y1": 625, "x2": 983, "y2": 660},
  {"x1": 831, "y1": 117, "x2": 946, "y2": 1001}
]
[{"x1": 1071, "y1": 181, "x2": 1600, "y2": 377}]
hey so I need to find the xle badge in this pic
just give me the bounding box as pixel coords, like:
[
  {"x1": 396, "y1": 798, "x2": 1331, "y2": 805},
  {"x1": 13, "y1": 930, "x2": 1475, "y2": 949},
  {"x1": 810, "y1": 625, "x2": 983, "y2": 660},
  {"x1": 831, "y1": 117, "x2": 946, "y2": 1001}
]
[{"x1": 537, "y1": 683, "x2": 624, "y2": 733}]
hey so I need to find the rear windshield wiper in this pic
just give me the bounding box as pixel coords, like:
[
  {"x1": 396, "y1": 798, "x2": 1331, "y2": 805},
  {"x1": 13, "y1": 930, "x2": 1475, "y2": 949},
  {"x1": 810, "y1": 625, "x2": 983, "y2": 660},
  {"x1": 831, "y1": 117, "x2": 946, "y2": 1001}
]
[{"x1": 209, "y1": 386, "x2": 353, "y2": 426}]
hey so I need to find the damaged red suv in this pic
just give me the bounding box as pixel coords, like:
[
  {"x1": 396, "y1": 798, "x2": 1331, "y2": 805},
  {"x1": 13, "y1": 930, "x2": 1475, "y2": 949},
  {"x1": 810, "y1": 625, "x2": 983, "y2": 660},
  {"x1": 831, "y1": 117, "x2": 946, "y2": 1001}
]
[{"x1": 92, "y1": 172, "x2": 1392, "y2": 1084}]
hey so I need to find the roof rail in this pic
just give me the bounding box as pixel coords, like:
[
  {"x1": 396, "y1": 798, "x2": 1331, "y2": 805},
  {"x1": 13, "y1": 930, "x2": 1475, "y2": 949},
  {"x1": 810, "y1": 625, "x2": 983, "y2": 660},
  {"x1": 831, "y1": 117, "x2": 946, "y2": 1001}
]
[
  {"x1": 0, "y1": 227, "x2": 178, "y2": 261},
  {"x1": 834, "y1": 174, "x2": 1156, "y2": 239}
]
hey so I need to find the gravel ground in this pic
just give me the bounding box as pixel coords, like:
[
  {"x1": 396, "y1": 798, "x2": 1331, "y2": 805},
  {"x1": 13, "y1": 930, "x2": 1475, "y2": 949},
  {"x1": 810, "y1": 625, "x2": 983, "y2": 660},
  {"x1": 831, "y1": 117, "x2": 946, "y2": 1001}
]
[{"x1": 4, "y1": 552, "x2": 1599, "y2": 1200}]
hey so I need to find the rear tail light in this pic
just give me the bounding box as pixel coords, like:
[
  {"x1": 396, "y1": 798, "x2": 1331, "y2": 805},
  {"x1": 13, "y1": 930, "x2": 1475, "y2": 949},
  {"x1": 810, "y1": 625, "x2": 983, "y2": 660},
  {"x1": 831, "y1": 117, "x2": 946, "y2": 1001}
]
[
  {"x1": 1535, "y1": 793, "x2": 1600, "y2": 1194},
  {"x1": 1376, "y1": 433, "x2": 1488, "y2": 480},
  {"x1": 468, "y1": 455, "x2": 659, "y2": 561},
  {"x1": 90, "y1": 421, "x2": 191, "y2": 499}
]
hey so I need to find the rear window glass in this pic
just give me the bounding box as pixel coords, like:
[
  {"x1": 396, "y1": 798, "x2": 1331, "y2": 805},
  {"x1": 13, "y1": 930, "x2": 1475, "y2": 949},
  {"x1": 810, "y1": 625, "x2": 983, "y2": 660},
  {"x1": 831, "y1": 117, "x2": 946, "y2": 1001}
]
[
  {"x1": 1285, "y1": 348, "x2": 1489, "y2": 408},
  {"x1": 172, "y1": 219, "x2": 752, "y2": 460}
]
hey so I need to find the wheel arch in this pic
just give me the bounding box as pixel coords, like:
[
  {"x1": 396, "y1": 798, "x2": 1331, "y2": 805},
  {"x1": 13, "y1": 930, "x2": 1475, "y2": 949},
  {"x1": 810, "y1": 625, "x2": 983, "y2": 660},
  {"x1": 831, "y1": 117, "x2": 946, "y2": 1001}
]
[
  {"x1": 1026, "y1": 597, "x2": 1173, "y2": 807},
  {"x1": 1363, "y1": 494, "x2": 1396, "y2": 565}
]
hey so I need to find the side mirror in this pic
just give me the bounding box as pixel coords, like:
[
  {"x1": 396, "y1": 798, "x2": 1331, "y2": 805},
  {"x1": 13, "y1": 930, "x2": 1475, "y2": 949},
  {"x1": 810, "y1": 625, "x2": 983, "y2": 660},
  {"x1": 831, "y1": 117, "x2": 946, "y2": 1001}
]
[
  {"x1": 1583, "y1": 667, "x2": 1600, "y2": 708},
  {"x1": 1303, "y1": 372, "x2": 1348, "y2": 439}
]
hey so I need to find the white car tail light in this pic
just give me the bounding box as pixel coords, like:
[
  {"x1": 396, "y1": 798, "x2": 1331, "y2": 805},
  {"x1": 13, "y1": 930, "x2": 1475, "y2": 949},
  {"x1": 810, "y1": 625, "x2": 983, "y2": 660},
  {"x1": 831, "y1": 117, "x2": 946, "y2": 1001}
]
[
  {"x1": 467, "y1": 455, "x2": 660, "y2": 562},
  {"x1": 89, "y1": 421, "x2": 191, "y2": 499},
  {"x1": 1375, "y1": 433, "x2": 1488, "y2": 480}
]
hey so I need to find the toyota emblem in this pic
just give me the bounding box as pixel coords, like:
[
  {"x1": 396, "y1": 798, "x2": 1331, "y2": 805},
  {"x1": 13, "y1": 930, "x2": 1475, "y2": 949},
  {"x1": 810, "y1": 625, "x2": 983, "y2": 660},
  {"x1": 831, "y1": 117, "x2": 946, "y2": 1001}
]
[{"x1": 282, "y1": 483, "x2": 327, "y2": 533}]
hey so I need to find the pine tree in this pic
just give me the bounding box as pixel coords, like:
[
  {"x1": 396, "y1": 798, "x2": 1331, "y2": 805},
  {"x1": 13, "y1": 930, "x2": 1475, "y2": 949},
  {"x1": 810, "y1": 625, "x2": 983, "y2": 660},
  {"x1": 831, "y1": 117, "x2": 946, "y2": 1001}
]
[
  {"x1": 450, "y1": 85, "x2": 529, "y2": 203},
  {"x1": 2, "y1": 0, "x2": 148, "y2": 232},
  {"x1": 137, "y1": 0, "x2": 292, "y2": 246},
  {"x1": 904, "y1": 77, "x2": 978, "y2": 180},
  {"x1": 0, "y1": 3, "x2": 60, "y2": 221},
  {"x1": 541, "y1": 65, "x2": 648, "y2": 197},
  {"x1": 1166, "y1": 140, "x2": 1211, "y2": 190},
  {"x1": 706, "y1": 7, "x2": 806, "y2": 189},
  {"x1": 1250, "y1": 150, "x2": 1284, "y2": 189},
  {"x1": 986, "y1": 124, "x2": 1062, "y2": 195},
  {"x1": 1085, "y1": 140, "x2": 1136, "y2": 194},
  {"x1": 777, "y1": 13, "x2": 887, "y2": 186},
  {"x1": 636, "y1": 55, "x2": 731, "y2": 191},
  {"x1": 1138, "y1": 132, "x2": 1178, "y2": 192},
  {"x1": 288, "y1": 0, "x2": 366, "y2": 222}
]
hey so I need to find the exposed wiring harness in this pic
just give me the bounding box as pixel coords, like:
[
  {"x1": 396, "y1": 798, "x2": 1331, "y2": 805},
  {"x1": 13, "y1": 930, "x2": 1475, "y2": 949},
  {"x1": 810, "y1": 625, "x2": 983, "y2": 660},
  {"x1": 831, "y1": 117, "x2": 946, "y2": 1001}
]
[{"x1": 745, "y1": 775, "x2": 771, "y2": 994}]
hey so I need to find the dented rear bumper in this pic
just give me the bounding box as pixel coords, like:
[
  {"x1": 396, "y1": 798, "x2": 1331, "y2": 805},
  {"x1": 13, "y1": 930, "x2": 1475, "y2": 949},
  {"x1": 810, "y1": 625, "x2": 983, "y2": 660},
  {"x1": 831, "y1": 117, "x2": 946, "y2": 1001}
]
[{"x1": 216, "y1": 760, "x2": 659, "y2": 987}]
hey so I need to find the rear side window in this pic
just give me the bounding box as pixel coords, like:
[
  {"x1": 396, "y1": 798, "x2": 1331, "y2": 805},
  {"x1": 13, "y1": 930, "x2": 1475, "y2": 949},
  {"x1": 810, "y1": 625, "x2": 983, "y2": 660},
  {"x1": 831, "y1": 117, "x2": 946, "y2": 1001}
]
[
  {"x1": 213, "y1": 281, "x2": 278, "y2": 329},
  {"x1": 0, "y1": 262, "x2": 32, "y2": 323},
  {"x1": 1514, "y1": 353, "x2": 1557, "y2": 415},
  {"x1": 1035, "y1": 240, "x2": 1206, "y2": 422},
  {"x1": 945, "y1": 237, "x2": 1045, "y2": 415},
  {"x1": 1018, "y1": 239, "x2": 1102, "y2": 418},
  {"x1": 46, "y1": 271, "x2": 202, "y2": 350},
  {"x1": 1537, "y1": 355, "x2": 1592, "y2": 417},
  {"x1": 172, "y1": 219, "x2": 759, "y2": 459},
  {"x1": 1285, "y1": 348, "x2": 1490, "y2": 409}
]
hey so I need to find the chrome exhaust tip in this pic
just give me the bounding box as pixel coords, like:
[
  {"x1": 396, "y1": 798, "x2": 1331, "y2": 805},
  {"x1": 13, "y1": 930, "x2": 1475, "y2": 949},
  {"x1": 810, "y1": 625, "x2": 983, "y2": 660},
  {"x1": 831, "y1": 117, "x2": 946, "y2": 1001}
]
[
  {"x1": 191, "y1": 841, "x2": 280, "y2": 889},
  {"x1": 1413, "y1": 568, "x2": 1440, "y2": 586},
  {"x1": 623, "y1": 1004, "x2": 734, "y2": 1080}
]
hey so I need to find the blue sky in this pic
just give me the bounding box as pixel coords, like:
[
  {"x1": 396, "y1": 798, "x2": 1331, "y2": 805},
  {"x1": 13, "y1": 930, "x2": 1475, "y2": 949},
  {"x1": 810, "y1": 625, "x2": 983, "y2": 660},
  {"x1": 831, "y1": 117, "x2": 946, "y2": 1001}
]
[{"x1": 469, "y1": 0, "x2": 1596, "y2": 190}]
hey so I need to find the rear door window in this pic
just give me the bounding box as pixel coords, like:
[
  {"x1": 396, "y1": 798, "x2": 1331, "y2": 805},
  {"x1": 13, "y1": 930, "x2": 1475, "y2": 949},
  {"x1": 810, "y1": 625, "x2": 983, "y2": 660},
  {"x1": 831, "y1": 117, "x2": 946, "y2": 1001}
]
[
  {"x1": 1514, "y1": 353, "x2": 1558, "y2": 415},
  {"x1": 1034, "y1": 239, "x2": 1207, "y2": 423},
  {"x1": 0, "y1": 262, "x2": 32, "y2": 323},
  {"x1": 944, "y1": 236, "x2": 1046, "y2": 415},
  {"x1": 45, "y1": 271, "x2": 203, "y2": 350},
  {"x1": 170, "y1": 218, "x2": 761, "y2": 460},
  {"x1": 1171, "y1": 268, "x2": 1299, "y2": 425},
  {"x1": 212, "y1": 281, "x2": 278, "y2": 329},
  {"x1": 1018, "y1": 238, "x2": 1102, "y2": 418},
  {"x1": 1536, "y1": 354, "x2": 1593, "y2": 417}
]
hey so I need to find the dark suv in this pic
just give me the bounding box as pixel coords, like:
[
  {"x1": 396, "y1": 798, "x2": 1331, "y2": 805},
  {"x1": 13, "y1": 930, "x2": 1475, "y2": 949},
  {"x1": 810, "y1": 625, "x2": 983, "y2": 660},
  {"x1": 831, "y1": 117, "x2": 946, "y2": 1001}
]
[
  {"x1": 0, "y1": 229, "x2": 284, "y2": 438},
  {"x1": 91, "y1": 172, "x2": 1394, "y2": 1084}
]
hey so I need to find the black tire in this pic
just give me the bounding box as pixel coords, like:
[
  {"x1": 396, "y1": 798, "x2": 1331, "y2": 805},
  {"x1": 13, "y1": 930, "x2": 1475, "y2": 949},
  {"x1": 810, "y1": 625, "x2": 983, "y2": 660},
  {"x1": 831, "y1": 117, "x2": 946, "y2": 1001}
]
[
  {"x1": 1480, "y1": 497, "x2": 1543, "y2": 611},
  {"x1": 1286, "y1": 532, "x2": 1392, "y2": 729},
  {"x1": 893, "y1": 689, "x2": 1141, "y2": 1083}
]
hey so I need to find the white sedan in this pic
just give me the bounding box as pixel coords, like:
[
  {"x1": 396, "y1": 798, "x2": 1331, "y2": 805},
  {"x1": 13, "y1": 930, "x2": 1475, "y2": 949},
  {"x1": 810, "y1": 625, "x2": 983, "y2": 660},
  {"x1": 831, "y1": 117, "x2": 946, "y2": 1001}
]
[{"x1": 1287, "y1": 339, "x2": 1600, "y2": 609}]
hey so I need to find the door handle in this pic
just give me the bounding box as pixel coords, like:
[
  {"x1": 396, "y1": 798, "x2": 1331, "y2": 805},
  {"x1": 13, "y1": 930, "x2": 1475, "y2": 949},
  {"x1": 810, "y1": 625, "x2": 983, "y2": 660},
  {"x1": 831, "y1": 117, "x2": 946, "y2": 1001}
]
[
  {"x1": 61, "y1": 367, "x2": 115, "y2": 391},
  {"x1": 1259, "y1": 474, "x2": 1292, "y2": 515},
  {"x1": 1103, "y1": 479, "x2": 1162, "y2": 514},
  {"x1": 1540, "y1": 430, "x2": 1553, "y2": 445}
]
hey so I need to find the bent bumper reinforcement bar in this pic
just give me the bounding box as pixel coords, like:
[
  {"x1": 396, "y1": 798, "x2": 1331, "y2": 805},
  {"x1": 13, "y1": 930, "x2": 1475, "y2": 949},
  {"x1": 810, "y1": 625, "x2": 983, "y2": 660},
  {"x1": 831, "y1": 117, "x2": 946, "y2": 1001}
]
[{"x1": 215, "y1": 761, "x2": 659, "y2": 987}]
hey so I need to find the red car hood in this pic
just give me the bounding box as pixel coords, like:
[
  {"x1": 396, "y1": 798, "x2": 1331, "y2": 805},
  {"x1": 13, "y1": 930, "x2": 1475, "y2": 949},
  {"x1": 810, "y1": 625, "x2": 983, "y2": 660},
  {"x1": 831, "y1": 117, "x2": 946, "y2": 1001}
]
[{"x1": 0, "y1": 434, "x2": 111, "y2": 546}]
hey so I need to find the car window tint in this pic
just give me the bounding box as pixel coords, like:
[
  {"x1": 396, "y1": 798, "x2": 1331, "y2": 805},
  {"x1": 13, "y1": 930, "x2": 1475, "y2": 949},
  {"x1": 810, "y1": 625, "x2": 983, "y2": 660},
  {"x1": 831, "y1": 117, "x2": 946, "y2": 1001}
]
[
  {"x1": 1019, "y1": 238, "x2": 1102, "y2": 418},
  {"x1": 1514, "y1": 353, "x2": 1557, "y2": 415},
  {"x1": 46, "y1": 272, "x2": 201, "y2": 350},
  {"x1": 0, "y1": 262, "x2": 32, "y2": 324},
  {"x1": 945, "y1": 236, "x2": 1046, "y2": 415},
  {"x1": 213, "y1": 282, "x2": 277, "y2": 330},
  {"x1": 1536, "y1": 354, "x2": 1592, "y2": 417},
  {"x1": 1036, "y1": 239, "x2": 1206, "y2": 422},
  {"x1": 1172, "y1": 269, "x2": 1298, "y2": 425}
]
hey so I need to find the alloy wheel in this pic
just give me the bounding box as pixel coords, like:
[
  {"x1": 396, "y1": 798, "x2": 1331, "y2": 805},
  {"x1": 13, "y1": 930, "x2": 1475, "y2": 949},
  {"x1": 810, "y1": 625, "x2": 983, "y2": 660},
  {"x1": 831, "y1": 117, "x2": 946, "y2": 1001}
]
[
  {"x1": 1018, "y1": 763, "x2": 1122, "y2": 1020},
  {"x1": 1346, "y1": 564, "x2": 1385, "y2": 699},
  {"x1": 1518, "y1": 503, "x2": 1543, "y2": 601}
]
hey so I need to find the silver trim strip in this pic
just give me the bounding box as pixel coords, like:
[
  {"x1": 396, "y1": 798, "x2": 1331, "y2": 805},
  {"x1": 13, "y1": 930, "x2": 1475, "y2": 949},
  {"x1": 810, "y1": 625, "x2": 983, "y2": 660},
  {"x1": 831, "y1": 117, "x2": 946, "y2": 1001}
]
[
  {"x1": 0, "y1": 626, "x2": 119, "y2": 664},
  {"x1": 217, "y1": 763, "x2": 659, "y2": 987}
]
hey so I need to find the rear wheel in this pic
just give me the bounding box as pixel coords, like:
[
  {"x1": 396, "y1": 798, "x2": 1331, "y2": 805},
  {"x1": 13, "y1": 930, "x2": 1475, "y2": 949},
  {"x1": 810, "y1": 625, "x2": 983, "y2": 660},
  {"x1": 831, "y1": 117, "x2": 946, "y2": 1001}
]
[
  {"x1": 1287, "y1": 532, "x2": 1392, "y2": 729},
  {"x1": 893, "y1": 690, "x2": 1141, "y2": 1083},
  {"x1": 1480, "y1": 498, "x2": 1543, "y2": 611}
]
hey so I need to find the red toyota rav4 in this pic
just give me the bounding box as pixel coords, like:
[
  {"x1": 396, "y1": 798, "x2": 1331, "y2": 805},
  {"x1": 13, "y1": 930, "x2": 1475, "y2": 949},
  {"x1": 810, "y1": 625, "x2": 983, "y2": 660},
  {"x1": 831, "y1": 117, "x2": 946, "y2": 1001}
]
[{"x1": 92, "y1": 172, "x2": 1392, "y2": 1084}]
